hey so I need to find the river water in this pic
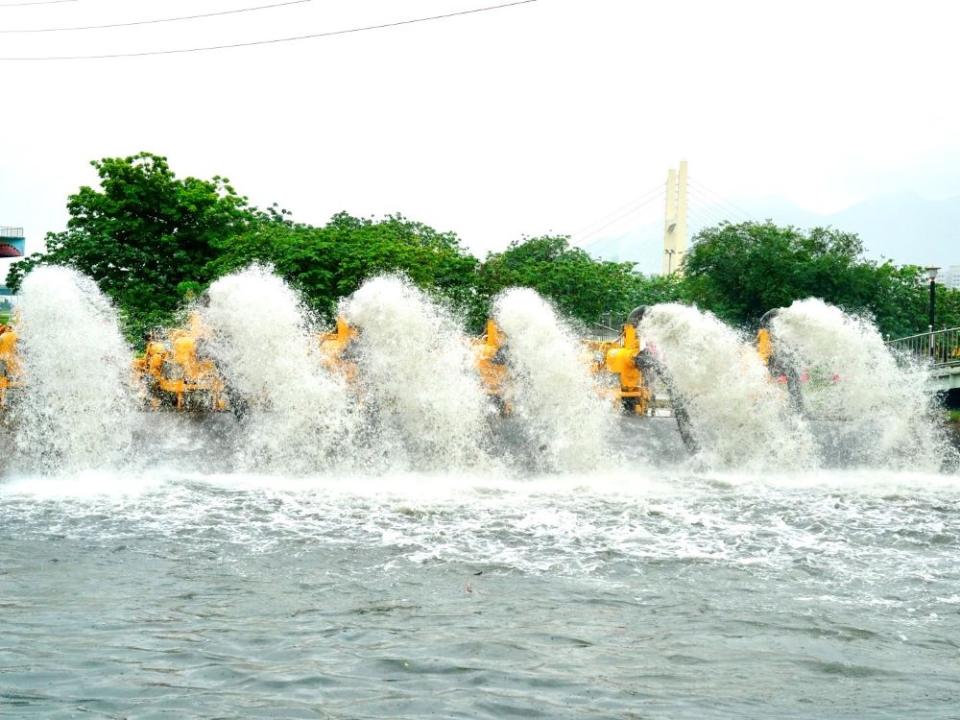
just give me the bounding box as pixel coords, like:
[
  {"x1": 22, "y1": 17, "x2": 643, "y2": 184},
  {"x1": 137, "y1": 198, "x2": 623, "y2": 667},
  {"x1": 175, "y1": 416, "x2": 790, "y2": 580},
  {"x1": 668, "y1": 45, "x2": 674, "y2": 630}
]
[
  {"x1": 2, "y1": 462, "x2": 958, "y2": 719},
  {"x1": 2, "y1": 269, "x2": 959, "y2": 717}
]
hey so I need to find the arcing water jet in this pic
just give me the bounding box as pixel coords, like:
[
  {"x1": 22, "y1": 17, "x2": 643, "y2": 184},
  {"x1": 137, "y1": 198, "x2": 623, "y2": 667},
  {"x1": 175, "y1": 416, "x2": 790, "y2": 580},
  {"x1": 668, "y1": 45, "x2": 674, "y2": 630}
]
[
  {"x1": 1, "y1": 263, "x2": 950, "y2": 476},
  {"x1": 585, "y1": 306, "x2": 653, "y2": 416},
  {"x1": 0, "y1": 321, "x2": 21, "y2": 408},
  {"x1": 200, "y1": 265, "x2": 357, "y2": 472},
  {"x1": 5, "y1": 266, "x2": 136, "y2": 473},
  {"x1": 341, "y1": 275, "x2": 495, "y2": 470},
  {"x1": 493, "y1": 288, "x2": 616, "y2": 472},
  {"x1": 639, "y1": 303, "x2": 817, "y2": 469},
  {"x1": 768, "y1": 298, "x2": 947, "y2": 468}
]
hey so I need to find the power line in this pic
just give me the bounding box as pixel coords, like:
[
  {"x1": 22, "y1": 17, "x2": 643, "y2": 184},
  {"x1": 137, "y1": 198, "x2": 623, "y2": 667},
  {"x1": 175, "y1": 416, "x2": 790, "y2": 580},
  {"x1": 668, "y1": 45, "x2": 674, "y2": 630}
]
[
  {"x1": 576, "y1": 191, "x2": 665, "y2": 240},
  {"x1": 686, "y1": 205, "x2": 722, "y2": 230},
  {"x1": 569, "y1": 182, "x2": 664, "y2": 238},
  {"x1": 685, "y1": 186, "x2": 732, "y2": 225},
  {"x1": 687, "y1": 184, "x2": 747, "y2": 222},
  {"x1": 574, "y1": 190, "x2": 665, "y2": 242},
  {"x1": 687, "y1": 195, "x2": 726, "y2": 223},
  {"x1": 583, "y1": 225, "x2": 664, "y2": 269},
  {"x1": 0, "y1": 0, "x2": 537, "y2": 60},
  {"x1": 571, "y1": 193, "x2": 660, "y2": 236},
  {"x1": 688, "y1": 177, "x2": 756, "y2": 221},
  {"x1": 686, "y1": 186, "x2": 726, "y2": 213},
  {"x1": 0, "y1": 0, "x2": 76, "y2": 6},
  {"x1": 1, "y1": 0, "x2": 310, "y2": 33},
  {"x1": 684, "y1": 205, "x2": 709, "y2": 226}
]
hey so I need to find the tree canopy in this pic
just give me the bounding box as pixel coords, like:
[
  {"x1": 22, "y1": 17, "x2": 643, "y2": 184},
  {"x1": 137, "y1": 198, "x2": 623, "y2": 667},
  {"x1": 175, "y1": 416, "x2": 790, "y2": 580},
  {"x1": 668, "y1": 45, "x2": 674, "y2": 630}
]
[
  {"x1": 7, "y1": 154, "x2": 958, "y2": 344},
  {"x1": 476, "y1": 235, "x2": 680, "y2": 329},
  {"x1": 682, "y1": 221, "x2": 960, "y2": 337},
  {"x1": 205, "y1": 211, "x2": 480, "y2": 321},
  {"x1": 6, "y1": 153, "x2": 254, "y2": 337}
]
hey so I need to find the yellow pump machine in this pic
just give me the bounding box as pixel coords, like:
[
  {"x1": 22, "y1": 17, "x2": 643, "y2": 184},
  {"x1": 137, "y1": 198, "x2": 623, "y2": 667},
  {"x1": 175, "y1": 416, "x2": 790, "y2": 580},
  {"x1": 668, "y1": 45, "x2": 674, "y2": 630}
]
[
  {"x1": 316, "y1": 315, "x2": 509, "y2": 406},
  {"x1": 756, "y1": 308, "x2": 804, "y2": 413},
  {"x1": 3, "y1": 304, "x2": 791, "y2": 421},
  {"x1": 472, "y1": 319, "x2": 508, "y2": 404},
  {"x1": 586, "y1": 306, "x2": 653, "y2": 415},
  {"x1": 317, "y1": 317, "x2": 359, "y2": 383},
  {"x1": 132, "y1": 313, "x2": 226, "y2": 411},
  {"x1": 126, "y1": 309, "x2": 663, "y2": 416},
  {"x1": 0, "y1": 302, "x2": 824, "y2": 461},
  {"x1": 0, "y1": 323, "x2": 20, "y2": 408},
  {"x1": 586, "y1": 306, "x2": 699, "y2": 451}
]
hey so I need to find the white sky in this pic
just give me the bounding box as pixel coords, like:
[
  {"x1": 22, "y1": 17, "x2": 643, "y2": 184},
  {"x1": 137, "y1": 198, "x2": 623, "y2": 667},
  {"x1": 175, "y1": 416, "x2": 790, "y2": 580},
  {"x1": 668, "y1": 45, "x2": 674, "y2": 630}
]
[{"x1": 2, "y1": 0, "x2": 960, "y2": 276}]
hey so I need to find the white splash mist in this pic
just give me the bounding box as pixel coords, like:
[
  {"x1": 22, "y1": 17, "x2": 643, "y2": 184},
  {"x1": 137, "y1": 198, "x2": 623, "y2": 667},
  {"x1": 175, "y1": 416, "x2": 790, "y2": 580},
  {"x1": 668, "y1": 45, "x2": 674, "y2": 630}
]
[
  {"x1": 201, "y1": 265, "x2": 355, "y2": 473},
  {"x1": 341, "y1": 275, "x2": 494, "y2": 470},
  {"x1": 493, "y1": 288, "x2": 615, "y2": 472},
  {"x1": 771, "y1": 298, "x2": 946, "y2": 469},
  {"x1": 640, "y1": 303, "x2": 817, "y2": 470},
  {"x1": 8, "y1": 266, "x2": 136, "y2": 473}
]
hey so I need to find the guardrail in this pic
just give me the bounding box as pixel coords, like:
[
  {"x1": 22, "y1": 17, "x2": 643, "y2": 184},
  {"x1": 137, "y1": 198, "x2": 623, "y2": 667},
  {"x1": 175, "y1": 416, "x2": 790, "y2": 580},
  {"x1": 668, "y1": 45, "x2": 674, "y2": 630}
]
[
  {"x1": 0, "y1": 227, "x2": 23, "y2": 239},
  {"x1": 586, "y1": 322, "x2": 620, "y2": 342},
  {"x1": 888, "y1": 327, "x2": 960, "y2": 368}
]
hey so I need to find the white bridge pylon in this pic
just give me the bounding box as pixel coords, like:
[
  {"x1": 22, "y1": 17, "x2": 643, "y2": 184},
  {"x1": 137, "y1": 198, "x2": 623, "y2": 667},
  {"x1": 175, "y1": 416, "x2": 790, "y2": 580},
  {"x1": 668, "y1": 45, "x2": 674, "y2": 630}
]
[{"x1": 662, "y1": 160, "x2": 688, "y2": 276}]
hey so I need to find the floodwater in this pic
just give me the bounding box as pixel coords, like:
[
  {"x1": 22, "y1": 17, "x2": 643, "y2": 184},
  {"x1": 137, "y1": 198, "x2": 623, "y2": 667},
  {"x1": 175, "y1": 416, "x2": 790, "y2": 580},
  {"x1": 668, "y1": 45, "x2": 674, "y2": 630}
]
[
  {"x1": 3, "y1": 268, "x2": 959, "y2": 717},
  {"x1": 1, "y1": 466, "x2": 958, "y2": 719}
]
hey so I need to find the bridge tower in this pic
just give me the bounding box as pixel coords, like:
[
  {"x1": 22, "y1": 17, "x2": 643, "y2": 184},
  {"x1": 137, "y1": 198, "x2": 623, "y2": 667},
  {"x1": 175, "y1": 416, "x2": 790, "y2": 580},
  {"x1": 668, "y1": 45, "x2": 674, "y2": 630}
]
[{"x1": 662, "y1": 161, "x2": 688, "y2": 275}]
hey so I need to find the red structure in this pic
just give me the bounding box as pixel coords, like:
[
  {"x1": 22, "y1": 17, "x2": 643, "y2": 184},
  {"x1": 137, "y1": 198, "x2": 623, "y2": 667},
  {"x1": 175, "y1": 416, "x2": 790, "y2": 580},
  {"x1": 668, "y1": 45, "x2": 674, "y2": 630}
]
[{"x1": 0, "y1": 227, "x2": 24, "y2": 258}]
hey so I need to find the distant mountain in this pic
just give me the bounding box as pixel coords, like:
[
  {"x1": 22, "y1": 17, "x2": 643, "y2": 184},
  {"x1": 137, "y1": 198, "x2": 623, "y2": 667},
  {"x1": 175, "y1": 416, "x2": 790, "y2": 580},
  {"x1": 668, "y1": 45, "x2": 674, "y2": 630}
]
[{"x1": 582, "y1": 192, "x2": 960, "y2": 274}]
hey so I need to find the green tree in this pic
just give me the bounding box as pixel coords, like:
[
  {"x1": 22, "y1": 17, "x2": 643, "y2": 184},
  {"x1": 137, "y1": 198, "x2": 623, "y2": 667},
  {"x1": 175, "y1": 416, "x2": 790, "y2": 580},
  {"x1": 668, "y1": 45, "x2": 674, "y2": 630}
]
[
  {"x1": 6, "y1": 153, "x2": 254, "y2": 338},
  {"x1": 683, "y1": 222, "x2": 861, "y2": 322},
  {"x1": 476, "y1": 235, "x2": 681, "y2": 329},
  {"x1": 681, "y1": 221, "x2": 950, "y2": 337},
  {"x1": 12, "y1": 152, "x2": 957, "y2": 346},
  {"x1": 206, "y1": 212, "x2": 480, "y2": 321}
]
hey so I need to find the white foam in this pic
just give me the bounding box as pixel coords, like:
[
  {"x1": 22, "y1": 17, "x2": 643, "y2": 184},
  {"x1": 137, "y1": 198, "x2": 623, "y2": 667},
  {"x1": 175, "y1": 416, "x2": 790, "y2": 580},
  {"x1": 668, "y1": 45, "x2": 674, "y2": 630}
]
[
  {"x1": 201, "y1": 264, "x2": 356, "y2": 473},
  {"x1": 772, "y1": 298, "x2": 947, "y2": 469},
  {"x1": 640, "y1": 302, "x2": 817, "y2": 470},
  {"x1": 493, "y1": 288, "x2": 617, "y2": 472},
  {"x1": 7, "y1": 266, "x2": 136, "y2": 473},
  {"x1": 342, "y1": 275, "x2": 495, "y2": 470}
]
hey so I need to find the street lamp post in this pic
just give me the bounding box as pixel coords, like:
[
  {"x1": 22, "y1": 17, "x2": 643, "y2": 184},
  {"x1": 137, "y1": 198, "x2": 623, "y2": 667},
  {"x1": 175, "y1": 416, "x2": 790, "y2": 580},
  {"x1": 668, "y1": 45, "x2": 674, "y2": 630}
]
[{"x1": 925, "y1": 266, "x2": 940, "y2": 359}]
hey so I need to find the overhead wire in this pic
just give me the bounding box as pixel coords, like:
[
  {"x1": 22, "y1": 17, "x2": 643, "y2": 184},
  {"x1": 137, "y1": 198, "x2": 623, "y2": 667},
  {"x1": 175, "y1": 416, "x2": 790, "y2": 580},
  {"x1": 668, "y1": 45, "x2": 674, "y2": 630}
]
[
  {"x1": 691, "y1": 206, "x2": 726, "y2": 227},
  {"x1": 0, "y1": 0, "x2": 76, "y2": 6},
  {"x1": 585, "y1": 174, "x2": 749, "y2": 267},
  {"x1": 688, "y1": 177, "x2": 756, "y2": 221},
  {"x1": 684, "y1": 206, "x2": 714, "y2": 228},
  {"x1": 1, "y1": 0, "x2": 311, "y2": 33},
  {"x1": 0, "y1": 0, "x2": 537, "y2": 60},
  {"x1": 585, "y1": 224, "x2": 664, "y2": 271},
  {"x1": 684, "y1": 188, "x2": 728, "y2": 225},
  {"x1": 686, "y1": 185, "x2": 746, "y2": 224},
  {"x1": 577, "y1": 211, "x2": 665, "y2": 271},
  {"x1": 573, "y1": 189, "x2": 665, "y2": 242},
  {"x1": 569, "y1": 181, "x2": 664, "y2": 238},
  {"x1": 689, "y1": 192, "x2": 746, "y2": 224}
]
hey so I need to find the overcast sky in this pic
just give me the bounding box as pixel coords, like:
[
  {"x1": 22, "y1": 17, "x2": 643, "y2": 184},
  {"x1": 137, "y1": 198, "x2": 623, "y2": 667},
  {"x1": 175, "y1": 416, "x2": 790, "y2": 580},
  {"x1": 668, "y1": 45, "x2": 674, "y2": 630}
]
[{"x1": 2, "y1": 0, "x2": 959, "y2": 278}]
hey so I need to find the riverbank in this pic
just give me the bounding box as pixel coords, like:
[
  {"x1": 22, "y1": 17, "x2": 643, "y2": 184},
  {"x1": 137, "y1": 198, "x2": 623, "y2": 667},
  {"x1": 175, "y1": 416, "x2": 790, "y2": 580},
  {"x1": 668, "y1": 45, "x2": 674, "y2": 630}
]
[{"x1": 945, "y1": 412, "x2": 960, "y2": 452}]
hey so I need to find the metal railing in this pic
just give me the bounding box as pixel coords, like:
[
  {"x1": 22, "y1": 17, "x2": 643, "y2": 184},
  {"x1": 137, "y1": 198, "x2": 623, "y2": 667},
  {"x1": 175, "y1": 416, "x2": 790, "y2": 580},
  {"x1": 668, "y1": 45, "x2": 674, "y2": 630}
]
[
  {"x1": 0, "y1": 227, "x2": 24, "y2": 239},
  {"x1": 887, "y1": 327, "x2": 960, "y2": 368},
  {"x1": 586, "y1": 322, "x2": 620, "y2": 342}
]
